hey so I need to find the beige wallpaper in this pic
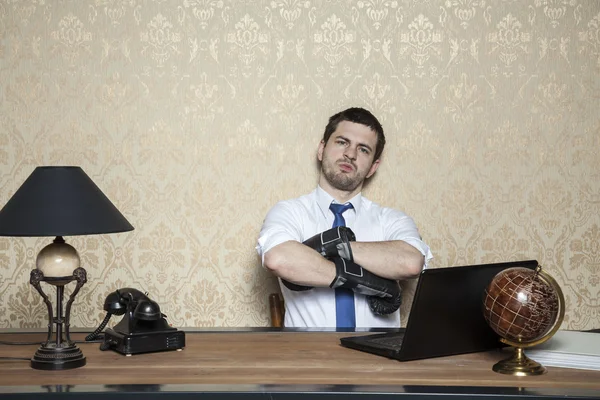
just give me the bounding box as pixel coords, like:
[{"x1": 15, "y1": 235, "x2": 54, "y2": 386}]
[{"x1": 0, "y1": 0, "x2": 598, "y2": 330}]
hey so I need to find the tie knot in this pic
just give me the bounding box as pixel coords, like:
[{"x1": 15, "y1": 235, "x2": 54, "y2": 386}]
[
  {"x1": 329, "y1": 202, "x2": 353, "y2": 216},
  {"x1": 329, "y1": 203, "x2": 353, "y2": 228}
]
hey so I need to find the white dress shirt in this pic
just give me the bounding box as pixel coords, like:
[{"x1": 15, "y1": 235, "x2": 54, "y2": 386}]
[{"x1": 256, "y1": 186, "x2": 433, "y2": 328}]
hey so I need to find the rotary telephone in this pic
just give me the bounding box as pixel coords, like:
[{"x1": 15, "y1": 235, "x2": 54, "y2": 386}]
[{"x1": 86, "y1": 288, "x2": 185, "y2": 355}]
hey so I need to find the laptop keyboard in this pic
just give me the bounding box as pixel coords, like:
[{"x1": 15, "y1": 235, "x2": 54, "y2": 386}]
[{"x1": 366, "y1": 332, "x2": 405, "y2": 350}]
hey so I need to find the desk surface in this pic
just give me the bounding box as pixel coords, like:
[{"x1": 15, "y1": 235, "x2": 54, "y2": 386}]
[{"x1": 1, "y1": 331, "x2": 599, "y2": 399}]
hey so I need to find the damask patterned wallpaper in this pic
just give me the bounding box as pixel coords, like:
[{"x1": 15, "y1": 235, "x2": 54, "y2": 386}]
[{"x1": 0, "y1": 0, "x2": 598, "y2": 330}]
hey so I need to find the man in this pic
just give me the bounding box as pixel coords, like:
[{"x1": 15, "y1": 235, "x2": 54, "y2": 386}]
[{"x1": 256, "y1": 107, "x2": 432, "y2": 328}]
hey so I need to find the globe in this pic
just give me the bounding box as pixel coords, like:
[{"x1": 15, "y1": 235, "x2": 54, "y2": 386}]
[
  {"x1": 482, "y1": 265, "x2": 565, "y2": 376},
  {"x1": 483, "y1": 266, "x2": 560, "y2": 342}
]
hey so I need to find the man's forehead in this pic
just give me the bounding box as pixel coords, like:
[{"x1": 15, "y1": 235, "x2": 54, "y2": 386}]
[{"x1": 331, "y1": 121, "x2": 378, "y2": 145}]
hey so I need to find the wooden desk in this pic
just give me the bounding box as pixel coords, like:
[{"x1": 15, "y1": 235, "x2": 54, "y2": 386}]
[{"x1": 1, "y1": 330, "x2": 599, "y2": 399}]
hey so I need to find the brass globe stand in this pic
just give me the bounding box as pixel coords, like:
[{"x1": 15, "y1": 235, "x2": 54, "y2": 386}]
[
  {"x1": 492, "y1": 267, "x2": 565, "y2": 376},
  {"x1": 493, "y1": 345, "x2": 549, "y2": 375},
  {"x1": 29, "y1": 266, "x2": 88, "y2": 370}
]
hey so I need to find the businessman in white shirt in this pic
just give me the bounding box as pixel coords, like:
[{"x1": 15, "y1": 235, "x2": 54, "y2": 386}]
[{"x1": 257, "y1": 107, "x2": 432, "y2": 328}]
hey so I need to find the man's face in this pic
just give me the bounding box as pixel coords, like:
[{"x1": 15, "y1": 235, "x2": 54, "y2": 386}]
[{"x1": 318, "y1": 120, "x2": 380, "y2": 193}]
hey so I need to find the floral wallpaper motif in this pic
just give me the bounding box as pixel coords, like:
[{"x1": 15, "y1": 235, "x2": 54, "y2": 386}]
[{"x1": 0, "y1": 0, "x2": 598, "y2": 330}]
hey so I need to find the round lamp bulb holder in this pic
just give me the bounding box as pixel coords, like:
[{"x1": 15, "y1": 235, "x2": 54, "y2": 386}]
[{"x1": 36, "y1": 236, "x2": 81, "y2": 283}]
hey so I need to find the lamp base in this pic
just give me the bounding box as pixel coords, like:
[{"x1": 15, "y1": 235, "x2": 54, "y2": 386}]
[{"x1": 31, "y1": 343, "x2": 86, "y2": 370}]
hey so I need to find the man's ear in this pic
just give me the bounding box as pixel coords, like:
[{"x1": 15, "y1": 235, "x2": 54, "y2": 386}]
[
  {"x1": 366, "y1": 159, "x2": 381, "y2": 179},
  {"x1": 317, "y1": 140, "x2": 325, "y2": 162}
]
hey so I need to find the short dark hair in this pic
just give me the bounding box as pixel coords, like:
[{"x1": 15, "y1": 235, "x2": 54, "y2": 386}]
[{"x1": 322, "y1": 107, "x2": 386, "y2": 160}]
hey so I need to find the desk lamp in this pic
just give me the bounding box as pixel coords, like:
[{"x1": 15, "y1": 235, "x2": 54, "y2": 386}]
[{"x1": 0, "y1": 166, "x2": 134, "y2": 370}]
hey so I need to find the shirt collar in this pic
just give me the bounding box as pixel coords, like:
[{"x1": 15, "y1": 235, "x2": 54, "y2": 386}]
[{"x1": 316, "y1": 185, "x2": 362, "y2": 218}]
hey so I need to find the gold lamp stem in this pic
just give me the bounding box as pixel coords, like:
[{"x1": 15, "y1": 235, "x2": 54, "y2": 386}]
[
  {"x1": 28, "y1": 267, "x2": 88, "y2": 370},
  {"x1": 55, "y1": 285, "x2": 64, "y2": 347}
]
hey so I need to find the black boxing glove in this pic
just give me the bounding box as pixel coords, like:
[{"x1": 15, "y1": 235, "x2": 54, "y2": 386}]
[
  {"x1": 281, "y1": 227, "x2": 357, "y2": 292},
  {"x1": 302, "y1": 226, "x2": 356, "y2": 261},
  {"x1": 367, "y1": 292, "x2": 403, "y2": 316},
  {"x1": 329, "y1": 257, "x2": 402, "y2": 315}
]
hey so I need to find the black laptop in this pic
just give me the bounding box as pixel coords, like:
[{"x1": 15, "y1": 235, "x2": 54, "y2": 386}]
[{"x1": 340, "y1": 260, "x2": 538, "y2": 361}]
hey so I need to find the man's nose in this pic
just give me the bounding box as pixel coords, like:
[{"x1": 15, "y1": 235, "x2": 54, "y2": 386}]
[{"x1": 344, "y1": 146, "x2": 357, "y2": 160}]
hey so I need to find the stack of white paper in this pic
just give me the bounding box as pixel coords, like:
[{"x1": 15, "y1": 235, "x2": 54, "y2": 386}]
[{"x1": 524, "y1": 330, "x2": 600, "y2": 371}]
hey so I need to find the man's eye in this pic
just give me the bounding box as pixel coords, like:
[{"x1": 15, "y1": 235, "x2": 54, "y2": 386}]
[
  {"x1": 336, "y1": 140, "x2": 346, "y2": 145},
  {"x1": 359, "y1": 147, "x2": 370, "y2": 154}
]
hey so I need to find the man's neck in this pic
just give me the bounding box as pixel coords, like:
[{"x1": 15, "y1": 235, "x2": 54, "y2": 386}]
[{"x1": 318, "y1": 177, "x2": 362, "y2": 204}]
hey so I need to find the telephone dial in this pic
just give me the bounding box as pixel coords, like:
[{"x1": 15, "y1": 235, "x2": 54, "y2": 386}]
[{"x1": 86, "y1": 288, "x2": 185, "y2": 355}]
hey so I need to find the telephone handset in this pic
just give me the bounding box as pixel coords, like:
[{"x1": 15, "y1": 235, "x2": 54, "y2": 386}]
[
  {"x1": 85, "y1": 288, "x2": 156, "y2": 341},
  {"x1": 87, "y1": 288, "x2": 185, "y2": 355},
  {"x1": 106, "y1": 288, "x2": 150, "y2": 315}
]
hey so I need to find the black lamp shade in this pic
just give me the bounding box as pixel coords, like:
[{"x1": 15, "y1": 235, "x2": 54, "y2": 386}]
[{"x1": 0, "y1": 166, "x2": 134, "y2": 237}]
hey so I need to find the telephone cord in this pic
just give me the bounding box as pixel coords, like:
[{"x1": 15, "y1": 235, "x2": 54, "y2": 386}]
[
  {"x1": 85, "y1": 313, "x2": 112, "y2": 341},
  {"x1": 0, "y1": 339, "x2": 41, "y2": 345}
]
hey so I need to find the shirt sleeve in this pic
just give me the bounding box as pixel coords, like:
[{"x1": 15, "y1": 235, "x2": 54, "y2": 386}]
[
  {"x1": 256, "y1": 200, "x2": 304, "y2": 266},
  {"x1": 382, "y1": 208, "x2": 433, "y2": 269}
]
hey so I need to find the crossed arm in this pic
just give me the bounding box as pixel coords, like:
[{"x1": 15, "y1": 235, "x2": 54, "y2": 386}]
[
  {"x1": 259, "y1": 199, "x2": 429, "y2": 288},
  {"x1": 263, "y1": 238, "x2": 425, "y2": 287}
]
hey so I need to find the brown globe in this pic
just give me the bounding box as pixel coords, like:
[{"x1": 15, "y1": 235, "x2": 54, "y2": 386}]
[{"x1": 483, "y1": 267, "x2": 560, "y2": 343}]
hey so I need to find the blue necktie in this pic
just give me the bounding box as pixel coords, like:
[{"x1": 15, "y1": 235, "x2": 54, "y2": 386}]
[{"x1": 330, "y1": 202, "x2": 355, "y2": 329}]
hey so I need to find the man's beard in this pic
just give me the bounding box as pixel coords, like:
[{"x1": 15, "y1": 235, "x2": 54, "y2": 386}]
[{"x1": 321, "y1": 159, "x2": 365, "y2": 192}]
